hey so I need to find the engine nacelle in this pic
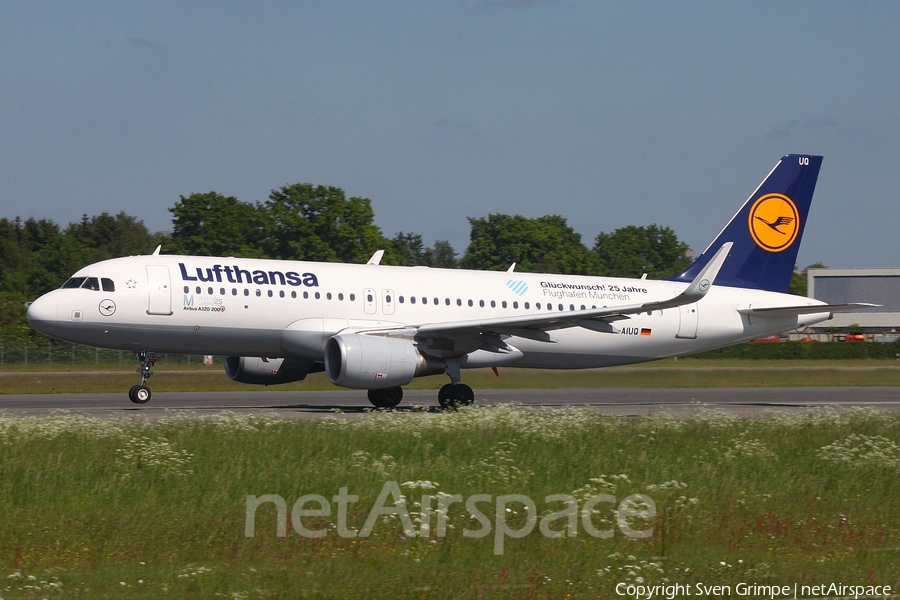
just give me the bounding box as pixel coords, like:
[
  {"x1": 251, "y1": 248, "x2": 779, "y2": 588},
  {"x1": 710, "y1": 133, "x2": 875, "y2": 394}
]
[
  {"x1": 325, "y1": 333, "x2": 443, "y2": 389},
  {"x1": 224, "y1": 356, "x2": 316, "y2": 385}
]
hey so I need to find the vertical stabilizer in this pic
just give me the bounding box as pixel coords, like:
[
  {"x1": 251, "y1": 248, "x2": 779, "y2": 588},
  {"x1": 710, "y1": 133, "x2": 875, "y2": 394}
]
[{"x1": 669, "y1": 154, "x2": 822, "y2": 293}]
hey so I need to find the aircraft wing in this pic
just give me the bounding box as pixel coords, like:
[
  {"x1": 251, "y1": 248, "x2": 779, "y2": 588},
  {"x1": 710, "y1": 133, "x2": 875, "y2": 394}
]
[
  {"x1": 375, "y1": 243, "x2": 733, "y2": 345},
  {"x1": 738, "y1": 303, "x2": 879, "y2": 318}
]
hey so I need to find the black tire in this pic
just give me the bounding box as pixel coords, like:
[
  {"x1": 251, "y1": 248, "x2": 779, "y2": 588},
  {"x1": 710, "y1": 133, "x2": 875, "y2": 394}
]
[
  {"x1": 438, "y1": 383, "x2": 453, "y2": 409},
  {"x1": 439, "y1": 383, "x2": 474, "y2": 409},
  {"x1": 367, "y1": 387, "x2": 403, "y2": 409},
  {"x1": 129, "y1": 384, "x2": 151, "y2": 404},
  {"x1": 451, "y1": 383, "x2": 475, "y2": 406}
]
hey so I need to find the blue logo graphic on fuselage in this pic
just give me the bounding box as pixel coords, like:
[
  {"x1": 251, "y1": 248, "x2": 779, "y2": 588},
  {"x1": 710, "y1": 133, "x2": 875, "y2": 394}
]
[{"x1": 507, "y1": 280, "x2": 528, "y2": 296}]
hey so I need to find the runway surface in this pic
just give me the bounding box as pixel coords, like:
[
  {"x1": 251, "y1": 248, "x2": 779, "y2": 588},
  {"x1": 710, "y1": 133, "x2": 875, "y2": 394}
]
[{"x1": 2, "y1": 387, "x2": 899, "y2": 419}]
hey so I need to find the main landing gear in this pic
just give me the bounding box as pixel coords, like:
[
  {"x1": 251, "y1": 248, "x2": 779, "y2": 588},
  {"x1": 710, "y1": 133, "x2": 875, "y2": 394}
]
[
  {"x1": 128, "y1": 351, "x2": 156, "y2": 404},
  {"x1": 438, "y1": 358, "x2": 474, "y2": 409},
  {"x1": 365, "y1": 359, "x2": 477, "y2": 410},
  {"x1": 367, "y1": 387, "x2": 403, "y2": 409},
  {"x1": 365, "y1": 383, "x2": 475, "y2": 410}
]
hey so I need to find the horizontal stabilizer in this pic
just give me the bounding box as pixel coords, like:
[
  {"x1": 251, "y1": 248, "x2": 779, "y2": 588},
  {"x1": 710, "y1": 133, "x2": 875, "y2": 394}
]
[{"x1": 738, "y1": 303, "x2": 879, "y2": 318}]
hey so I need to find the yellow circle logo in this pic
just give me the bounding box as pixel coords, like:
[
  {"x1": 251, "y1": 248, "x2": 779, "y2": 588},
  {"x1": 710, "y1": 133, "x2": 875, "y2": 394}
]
[{"x1": 748, "y1": 193, "x2": 799, "y2": 252}]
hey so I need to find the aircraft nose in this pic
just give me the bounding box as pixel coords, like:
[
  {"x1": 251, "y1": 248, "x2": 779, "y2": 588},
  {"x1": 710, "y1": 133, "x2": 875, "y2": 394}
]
[{"x1": 26, "y1": 295, "x2": 58, "y2": 330}]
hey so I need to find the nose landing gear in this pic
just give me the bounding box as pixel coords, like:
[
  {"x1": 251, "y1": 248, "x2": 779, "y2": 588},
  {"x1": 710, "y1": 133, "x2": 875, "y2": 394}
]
[{"x1": 128, "y1": 351, "x2": 156, "y2": 404}]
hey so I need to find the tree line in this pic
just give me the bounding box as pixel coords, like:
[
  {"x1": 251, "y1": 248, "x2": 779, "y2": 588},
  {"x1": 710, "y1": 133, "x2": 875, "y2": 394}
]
[{"x1": 1, "y1": 181, "x2": 702, "y2": 344}]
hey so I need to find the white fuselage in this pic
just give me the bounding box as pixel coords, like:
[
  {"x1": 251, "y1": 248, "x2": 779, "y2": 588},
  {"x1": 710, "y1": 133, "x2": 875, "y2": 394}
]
[{"x1": 26, "y1": 254, "x2": 831, "y2": 370}]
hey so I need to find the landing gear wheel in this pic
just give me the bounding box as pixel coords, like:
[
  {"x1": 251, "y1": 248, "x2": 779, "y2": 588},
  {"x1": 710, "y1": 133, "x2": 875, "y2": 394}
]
[
  {"x1": 129, "y1": 384, "x2": 151, "y2": 404},
  {"x1": 438, "y1": 383, "x2": 475, "y2": 409},
  {"x1": 367, "y1": 386, "x2": 403, "y2": 409},
  {"x1": 438, "y1": 383, "x2": 454, "y2": 409}
]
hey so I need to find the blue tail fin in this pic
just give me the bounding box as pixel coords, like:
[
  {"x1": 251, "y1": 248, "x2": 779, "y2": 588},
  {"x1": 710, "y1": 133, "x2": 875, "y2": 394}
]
[{"x1": 669, "y1": 154, "x2": 823, "y2": 293}]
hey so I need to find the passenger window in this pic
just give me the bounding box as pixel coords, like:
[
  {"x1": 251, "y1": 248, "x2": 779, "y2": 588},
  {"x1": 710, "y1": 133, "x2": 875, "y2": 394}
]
[
  {"x1": 63, "y1": 277, "x2": 87, "y2": 289},
  {"x1": 209, "y1": 287, "x2": 214, "y2": 295},
  {"x1": 82, "y1": 277, "x2": 100, "y2": 291},
  {"x1": 184, "y1": 286, "x2": 189, "y2": 293},
  {"x1": 367, "y1": 293, "x2": 373, "y2": 302},
  {"x1": 303, "y1": 291, "x2": 309, "y2": 299},
  {"x1": 101, "y1": 278, "x2": 115, "y2": 292},
  {"x1": 279, "y1": 290, "x2": 285, "y2": 298},
  {"x1": 267, "y1": 290, "x2": 273, "y2": 297},
  {"x1": 468, "y1": 299, "x2": 473, "y2": 307},
  {"x1": 490, "y1": 300, "x2": 496, "y2": 308},
  {"x1": 220, "y1": 288, "x2": 226, "y2": 295},
  {"x1": 479, "y1": 300, "x2": 484, "y2": 308},
  {"x1": 196, "y1": 287, "x2": 201, "y2": 294},
  {"x1": 338, "y1": 293, "x2": 344, "y2": 301},
  {"x1": 433, "y1": 298, "x2": 439, "y2": 305},
  {"x1": 350, "y1": 293, "x2": 356, "y2": 301},
  {"x1": 327, "y1": 292, "x2": 332, "y2": 300},
  {"x1": 399, "y1": 296, "x2": 405, "y2": 304},
  {"x1": 232, "y1": 289, "x2": 238, "y2": 296},
  {"x1": 411, "y1": 297, "x2": 417, "y2": 304},
  {"x1": 456, "y1": 299, "x2": 462, "y2": 306},
  {"x1": 421, "y1": 297, "x2": 427, "y2": 305},
  {"x1": 536, "y1": 303, "x2": 541, "y2": 309},
  {"x1": 256, "y1": 289, "x2": 261, "y2": 297},
  {"x1": 513, "y1": 301, "x2": 518, "y2": 309},
  {"x1": 502, "y1": 301, "x2": 507, "y2": 308},
  {"x1": 244, "y1": 289, "x2": 250, "y2": 296},
  {"x1": 315, "y1": 292, "x2": 320, "y2": 300},
  {"x1": 525, "y1": 302, "x2": 530, "y2": 309},
  {"x1": 291, "y1": 291, "x2": 297, "y2": 298}
]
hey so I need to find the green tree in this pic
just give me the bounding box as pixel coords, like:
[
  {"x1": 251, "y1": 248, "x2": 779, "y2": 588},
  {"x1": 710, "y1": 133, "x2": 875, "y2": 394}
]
[
  {"x1": 0, "y1": 218, "x2": 90, "y2": 298},
  {"x1": 391, "y1": 232, "x2": 426, "y2": 265},
  {"x1": 169, "y1": 192, "x2": 265, "y2": 257},
  {"x1": 262, "y1": 184, "x2": 389, "y2": 263},
  {"x1": 65, "y1": 212, "x2": 161, "y2": 262},
  {"x1": 423, "y1": 240, "x2": 458, "y2": 268},
  {"x1": 592, "y1": 224, "x2": 691, "y2": 279},
  {"x1": 461, "y1": 214, "x2": 600, "y2": 274}
]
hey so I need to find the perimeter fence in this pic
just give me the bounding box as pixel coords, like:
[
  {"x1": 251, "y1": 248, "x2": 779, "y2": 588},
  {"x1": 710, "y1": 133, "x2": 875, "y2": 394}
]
[{"x1": 0, "y1": 338, "x2": 212, "y2": 367}]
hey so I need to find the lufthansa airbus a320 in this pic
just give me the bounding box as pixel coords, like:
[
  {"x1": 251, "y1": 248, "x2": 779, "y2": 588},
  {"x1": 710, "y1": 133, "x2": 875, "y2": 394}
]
[{"x1": 26, "y1": 155, "x2": 873, "y2": 407}]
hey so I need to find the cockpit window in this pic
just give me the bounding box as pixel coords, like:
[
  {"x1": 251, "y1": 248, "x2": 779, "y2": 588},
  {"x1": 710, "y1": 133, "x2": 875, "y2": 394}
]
[
  {"x1": 62, "y1": 277, "x2": 86, "y2": 289},
  {"x1": 101, "y1": 278, "x2": 115, "y2": 292},
  {"x1": 82, "y1": 277, "x2": 101, "y2": 291}
]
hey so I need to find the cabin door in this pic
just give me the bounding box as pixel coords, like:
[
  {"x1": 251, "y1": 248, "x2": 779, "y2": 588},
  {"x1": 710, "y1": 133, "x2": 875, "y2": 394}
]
[
  {"x1": 675, "y1": 304, "x2": 698, "y2": 339},
  {"x1": 146, "y1": 266, "x2": 173, "y2": 316}
]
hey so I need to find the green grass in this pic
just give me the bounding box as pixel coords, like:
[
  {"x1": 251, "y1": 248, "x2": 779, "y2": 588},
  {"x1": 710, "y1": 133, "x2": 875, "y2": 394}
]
[
  {"x1": 3, "y1": 359, "x2": 900, "y2": 394},
  {"x1": 2, "y1": 407, "x2": 899, "y2": 598}
]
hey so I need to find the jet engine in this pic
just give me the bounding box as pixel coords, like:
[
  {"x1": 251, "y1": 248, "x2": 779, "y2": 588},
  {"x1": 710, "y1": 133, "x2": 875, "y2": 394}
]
[
  {"x1": 324, "y1": 333, "x2": 443, "y2": 389},
  {"x1": 224, "y1": 356, "x2": 318, "y2": 385}
]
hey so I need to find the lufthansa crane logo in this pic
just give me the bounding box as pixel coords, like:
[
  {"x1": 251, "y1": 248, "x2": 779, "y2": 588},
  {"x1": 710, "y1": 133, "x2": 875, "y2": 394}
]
[{"x1": 748, "y1": 193, "x2": 800, "y2": 252}]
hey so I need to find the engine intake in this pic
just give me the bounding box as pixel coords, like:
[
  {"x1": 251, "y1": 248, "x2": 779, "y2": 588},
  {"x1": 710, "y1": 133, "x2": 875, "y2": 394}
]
[
  {"x1": 325, "y1": 333, "x2": 443, "y2": 389},
  {"x1": 224, "y1": 356, "x2": 317, "y2": 385}
]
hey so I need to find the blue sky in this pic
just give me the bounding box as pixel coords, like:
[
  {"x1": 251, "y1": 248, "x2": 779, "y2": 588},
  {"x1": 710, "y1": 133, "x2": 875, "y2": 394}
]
[{"x1": 2, "y1": 1, "x2": 898, "y2": 268}]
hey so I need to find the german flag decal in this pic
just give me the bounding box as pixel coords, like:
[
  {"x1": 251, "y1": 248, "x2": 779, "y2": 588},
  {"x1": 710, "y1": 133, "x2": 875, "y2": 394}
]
[{"x1": 640, "y1": 328, "x2": 652, "y2": 336}]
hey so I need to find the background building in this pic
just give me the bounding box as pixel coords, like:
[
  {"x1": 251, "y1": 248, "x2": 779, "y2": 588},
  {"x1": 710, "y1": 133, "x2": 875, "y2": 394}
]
[{"x1": 806, "y1": 268, "x2": 900, "y2": 334}]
